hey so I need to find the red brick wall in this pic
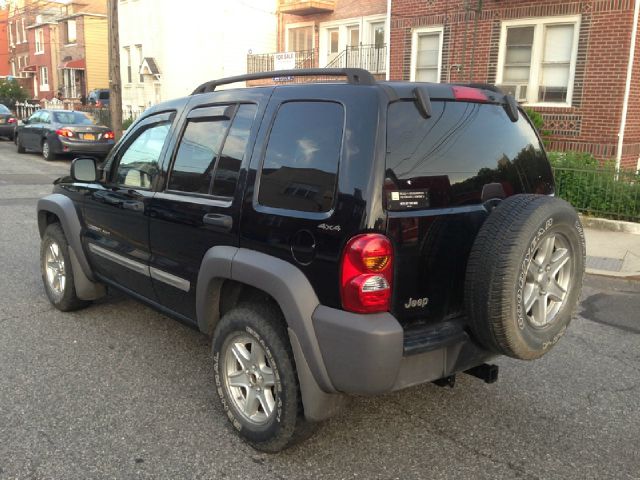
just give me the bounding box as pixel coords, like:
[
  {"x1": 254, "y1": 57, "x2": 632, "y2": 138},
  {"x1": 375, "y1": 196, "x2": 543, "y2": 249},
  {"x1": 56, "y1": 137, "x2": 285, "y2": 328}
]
[
  {"x1": 390, "y1": 0, "x2": 640, "y2": 169},
  {"x1": 279, "y1": 0, "x2": 387, "y2": 52},
  {"x1": 29, "y1": 25, "x2": 57, "y2": 100}
]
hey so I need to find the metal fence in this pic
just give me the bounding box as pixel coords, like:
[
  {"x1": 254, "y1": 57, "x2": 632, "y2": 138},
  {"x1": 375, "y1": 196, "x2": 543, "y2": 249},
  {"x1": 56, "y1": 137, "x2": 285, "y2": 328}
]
[
  {"x1": 247, "y1": 49, "x2": 319, "y2": 73},
  {"x1": 552, "y1": 166, "x2": 640, "y2": 222}
]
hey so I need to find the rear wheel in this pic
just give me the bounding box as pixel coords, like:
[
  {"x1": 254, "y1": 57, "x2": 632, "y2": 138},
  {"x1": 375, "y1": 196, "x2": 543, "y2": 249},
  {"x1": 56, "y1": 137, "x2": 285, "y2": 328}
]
[
  {"x1": 42, "y1": 139, "x2": 56, "y2": 161},
  {"x1": 212, "y1": 304, "x2": 314, "y2": 452},
  {"x1": 16, "y1": 134, "x2": 25, "y2": 153}
]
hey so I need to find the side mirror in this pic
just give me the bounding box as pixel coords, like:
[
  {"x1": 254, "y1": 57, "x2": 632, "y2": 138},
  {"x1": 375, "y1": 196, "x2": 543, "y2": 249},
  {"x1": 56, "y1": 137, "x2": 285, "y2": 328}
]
[
  {"x1": 23, "y1": 118, "x2": 29, "y2": 125},
  {"x1": 71, "y1": 157, "x2": 98, "y2": 182}
]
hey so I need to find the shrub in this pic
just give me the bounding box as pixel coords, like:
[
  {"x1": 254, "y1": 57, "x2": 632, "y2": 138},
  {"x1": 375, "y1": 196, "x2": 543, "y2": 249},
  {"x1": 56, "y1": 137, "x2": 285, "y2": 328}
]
[
  {"x1": 548, "y1": 151, "x2": 640, "y2": 222},
  {"x1": 0, "y1": 78, "x2": 28, "y2": 109},
  {"x1": 122, "y1": 117, "x2": 135, "y2": 131}
]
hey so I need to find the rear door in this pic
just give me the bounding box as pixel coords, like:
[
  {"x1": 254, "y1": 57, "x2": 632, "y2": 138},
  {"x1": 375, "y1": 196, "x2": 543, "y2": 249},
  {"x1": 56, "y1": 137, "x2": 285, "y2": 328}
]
[
  {"x1": 82, "y1": 111, "x2": 176, "y2": 300},
  {"x1": 21, "y1": 111, "x2": 42, "y2": 149},
  {"x1": 148, "y1": 89, "x2": 267, "y2": 320}
]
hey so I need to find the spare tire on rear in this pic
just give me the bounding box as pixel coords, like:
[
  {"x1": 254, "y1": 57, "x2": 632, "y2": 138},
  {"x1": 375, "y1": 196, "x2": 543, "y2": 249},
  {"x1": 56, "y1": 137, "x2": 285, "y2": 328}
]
[{"x1": 465, "y1": 194, "x2": 585, "y2": 360}]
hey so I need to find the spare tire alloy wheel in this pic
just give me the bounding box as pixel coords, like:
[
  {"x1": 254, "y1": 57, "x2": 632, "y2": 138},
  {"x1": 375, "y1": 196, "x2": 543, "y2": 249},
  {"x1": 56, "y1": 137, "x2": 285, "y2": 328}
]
[
  {"x1": 521, "y1": 231, "x2": 572, "y2": 329},
  {"x1": 465, "y1": 195, "x2": 585, "y2": 360}
]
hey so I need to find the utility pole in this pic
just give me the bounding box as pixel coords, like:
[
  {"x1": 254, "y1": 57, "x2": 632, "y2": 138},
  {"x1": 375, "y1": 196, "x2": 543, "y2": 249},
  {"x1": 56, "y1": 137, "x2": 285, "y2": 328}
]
[{"x1": 108, "y1": 0, "x2": 123, "y2": 139}]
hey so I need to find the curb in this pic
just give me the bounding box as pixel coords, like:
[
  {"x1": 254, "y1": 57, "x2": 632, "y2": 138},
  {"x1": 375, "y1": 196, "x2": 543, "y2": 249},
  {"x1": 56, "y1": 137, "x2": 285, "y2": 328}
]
[
  {"x1": 586, "y1": 268, "x2": 640, "y2": 280},
  {"x1": 579, "y1": 215, "x2": 640, "y2": 235}
]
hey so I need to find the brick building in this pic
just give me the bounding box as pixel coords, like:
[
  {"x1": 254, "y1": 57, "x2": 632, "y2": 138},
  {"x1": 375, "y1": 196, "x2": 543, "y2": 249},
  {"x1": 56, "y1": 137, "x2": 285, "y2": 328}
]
[
  {"x1": 0, "y1": 8, "x2": 10, "y2": 76},
  {"x1": 389, "y1": 0, "x2": 640, "y2": 170},
  {"x1": 248, "y1": 0, "x2": 388, "y2": 78},
  {"x1": 26, "y1": 18, "x2": 59, "y2": 100}
]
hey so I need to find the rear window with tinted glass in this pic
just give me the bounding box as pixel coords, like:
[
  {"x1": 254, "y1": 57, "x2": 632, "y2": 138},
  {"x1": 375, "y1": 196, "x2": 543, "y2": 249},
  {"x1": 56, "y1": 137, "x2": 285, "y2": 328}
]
[
  {"x1": 258, "y1": 101, "x2": 344, "y2": 213},
  {"x1": 385, "y1": 100, "x2": 551, "y2": 209}
]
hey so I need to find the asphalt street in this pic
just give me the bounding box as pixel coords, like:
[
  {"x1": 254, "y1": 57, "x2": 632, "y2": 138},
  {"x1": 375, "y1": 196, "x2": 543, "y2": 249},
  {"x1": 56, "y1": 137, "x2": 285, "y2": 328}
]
[{"x1": 0, "y1": 140, "x2": 639, "y2": 479}]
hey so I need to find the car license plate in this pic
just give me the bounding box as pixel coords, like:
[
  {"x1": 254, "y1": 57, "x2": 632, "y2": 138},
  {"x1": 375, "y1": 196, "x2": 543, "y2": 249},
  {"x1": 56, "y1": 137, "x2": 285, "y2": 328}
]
[{"x1": 83, "y1": 133, "x2": 96, "y2": 140}]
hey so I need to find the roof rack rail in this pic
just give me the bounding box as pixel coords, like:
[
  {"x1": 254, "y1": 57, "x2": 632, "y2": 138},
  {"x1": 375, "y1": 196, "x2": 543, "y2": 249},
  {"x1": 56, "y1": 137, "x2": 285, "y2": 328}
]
[{"x1": 191, "y1": 68, "x2": 376, "y2": 94}]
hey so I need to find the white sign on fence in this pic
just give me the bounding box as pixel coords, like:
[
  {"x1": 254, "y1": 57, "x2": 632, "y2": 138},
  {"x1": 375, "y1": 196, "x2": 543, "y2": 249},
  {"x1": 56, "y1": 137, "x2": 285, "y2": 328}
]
[{"x1": 274, "y1": 52, "x2": 296, "y2": 71}]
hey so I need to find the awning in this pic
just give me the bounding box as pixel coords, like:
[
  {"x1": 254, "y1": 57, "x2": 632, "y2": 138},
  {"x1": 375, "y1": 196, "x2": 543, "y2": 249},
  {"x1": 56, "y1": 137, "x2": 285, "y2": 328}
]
[
  {"x1": 60, "y1": 58, "x2": 86, "y2": 69},
  {"x1": 21, "y1": 65, "x2": 37, "y2": 72}
]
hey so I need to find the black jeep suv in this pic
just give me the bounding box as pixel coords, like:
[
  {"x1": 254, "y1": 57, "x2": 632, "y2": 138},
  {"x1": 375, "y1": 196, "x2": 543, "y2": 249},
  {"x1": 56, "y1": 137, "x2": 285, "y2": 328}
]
[{"x1": 37, "y1": 69, "x2": 585, "y2": 452}]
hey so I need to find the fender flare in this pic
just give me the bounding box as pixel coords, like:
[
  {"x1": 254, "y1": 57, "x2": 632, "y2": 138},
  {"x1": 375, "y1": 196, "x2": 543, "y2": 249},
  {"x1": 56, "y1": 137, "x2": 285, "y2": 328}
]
[
  {"x1": 37, "y1": 194, "x2": 105, "y2": 300},
  {"x1": 196, "y1": 246, "x2": 335, "y2": 395}
]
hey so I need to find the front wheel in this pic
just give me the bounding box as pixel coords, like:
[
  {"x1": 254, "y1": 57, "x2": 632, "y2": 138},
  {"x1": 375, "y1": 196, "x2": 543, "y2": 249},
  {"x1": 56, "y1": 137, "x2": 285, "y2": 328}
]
[
  {"x1": 212, "y1": 304, "x2": 314, "y2": 452},
  {"x1": 40, "y1": 223, "x2": 90, "y2": 311}
]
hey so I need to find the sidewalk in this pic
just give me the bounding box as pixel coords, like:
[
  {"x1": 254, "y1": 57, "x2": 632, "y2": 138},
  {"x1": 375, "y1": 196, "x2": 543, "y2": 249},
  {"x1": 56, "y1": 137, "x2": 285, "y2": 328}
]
[{"x1": 583, "y1": 222, "x2": 640, "y2": 279}]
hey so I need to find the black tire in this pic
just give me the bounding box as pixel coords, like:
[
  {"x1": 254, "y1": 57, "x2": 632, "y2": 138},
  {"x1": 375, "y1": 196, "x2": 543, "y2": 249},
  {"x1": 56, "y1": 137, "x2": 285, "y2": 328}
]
[
  {"x1": 42, "y1": 139, "x2": 56, "y2": 161},
  {"x1": 212, "y1": 304, "x2": 315, "y2": 452},
  {"x1": 40, "y1": 223, "x2": 90, "y2": 312},
  {"x1": 465, "y1": 194, "x2": 585, "y2": 360},
  {"x1": 16, "y1": 134, "x2": 25, "y2": 153}
]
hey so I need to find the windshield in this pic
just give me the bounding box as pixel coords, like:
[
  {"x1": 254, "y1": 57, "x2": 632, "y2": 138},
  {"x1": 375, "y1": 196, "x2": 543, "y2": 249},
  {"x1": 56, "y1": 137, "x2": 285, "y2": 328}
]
[
  {"x1": 0, "y1": 104, "x2": 11, "y2": 114},
  {"x1": 53, "y1": 111, "x2": 96, "y2": 125}
]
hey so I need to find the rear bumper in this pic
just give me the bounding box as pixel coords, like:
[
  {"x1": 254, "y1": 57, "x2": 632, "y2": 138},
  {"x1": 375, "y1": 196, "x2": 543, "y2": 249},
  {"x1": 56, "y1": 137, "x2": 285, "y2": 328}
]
[
  {"x1": 0, "y1": 125, "x2": 15, "y2": 137},
  {"x1": 312, "y1": 305, "x2": 493, "y2": 395},
  {"x1": 55, "y1": 137, "x2": 115, "y2": 156}
]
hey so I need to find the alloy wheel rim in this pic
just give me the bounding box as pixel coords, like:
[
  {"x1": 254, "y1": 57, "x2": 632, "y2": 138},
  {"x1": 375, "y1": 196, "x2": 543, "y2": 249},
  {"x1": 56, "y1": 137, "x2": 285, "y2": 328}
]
[
  {"x1": 222, "y1": 334, "x2": 276, "y2": 426},
  {"x1": 523, "y1": 233, "x2": 572, "y2": 328},
  {"x1": 45, "y1": 241, "x2": 66, "y2": 295}
]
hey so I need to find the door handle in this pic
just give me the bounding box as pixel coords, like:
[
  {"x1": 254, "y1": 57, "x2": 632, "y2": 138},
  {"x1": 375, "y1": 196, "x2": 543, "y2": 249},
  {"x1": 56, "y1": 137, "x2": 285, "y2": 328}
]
[{"x1": 203, "y1": 213, "x2": 233, "y2": 232}]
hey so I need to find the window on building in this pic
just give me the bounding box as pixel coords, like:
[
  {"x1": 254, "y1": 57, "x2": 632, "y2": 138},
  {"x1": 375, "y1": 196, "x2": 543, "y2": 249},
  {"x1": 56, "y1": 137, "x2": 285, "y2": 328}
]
[
  {"x1": 66, "y1": 20, "x2": 77, "y2": 44},
  {"x1": 21, "y1": 18, "x2": 26, "y2": 43},
  {"x1": 411, "y1": 27, "x2": 443, "y2": 83},
  {"x1": 136, "y1": 45, "x2": 143, "y2": 82},
  {"x1": 15, "y1": 20, "x2": 20, "y2": 44},
  {"x1": 39, "y1": 66, "x2": 49, "y2": 90},
  {"x1": 287, "y1": 26, "x2": 313, "y2": 52},
  {"x1": 8, "y1": 21, "x2": 13, "y2": 46},
  {"x1": 35, "y1": 28, "x2": 45, "y2": 54},
  {"x1": 372, "y1": 22, "x2": 385, "y2": 49},
  {"x1": 258, "y1": 102, "x2": 344, "y2": 213},
  {"x1": 498, "y1": 17, "x2": 579, "y2": 105},
  {"x1": 124, "y1": 47, "x2": 132, "y2": 83}
]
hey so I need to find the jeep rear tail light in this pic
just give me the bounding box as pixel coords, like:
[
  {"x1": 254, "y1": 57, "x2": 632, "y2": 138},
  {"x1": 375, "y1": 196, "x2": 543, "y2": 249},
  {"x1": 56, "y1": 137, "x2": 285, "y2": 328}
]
[
  {"x1": 452, "y1": 86, "x2": 489, "y2": 102},
  {"x1": 341, "y1": 234, "x2": 393, "y2": 313}
]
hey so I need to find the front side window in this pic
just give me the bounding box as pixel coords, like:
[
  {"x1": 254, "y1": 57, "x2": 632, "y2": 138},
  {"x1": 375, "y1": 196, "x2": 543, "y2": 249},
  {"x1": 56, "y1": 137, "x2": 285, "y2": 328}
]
[
  {"x1": 258, "y1": 102, "x2": 343, "y2": 213},
  {"x1": 168, "y1": 115, "x2": 231, "y2": 195},
  {"x1": 411, "y1": 27, "x2": 442, "y2": 82},
  {"x1": 115, "y1": 121, "x2": 171, "y2": 188},
  {"x1": 499, "y1": 17, "x2": 579, "y2": 105}
]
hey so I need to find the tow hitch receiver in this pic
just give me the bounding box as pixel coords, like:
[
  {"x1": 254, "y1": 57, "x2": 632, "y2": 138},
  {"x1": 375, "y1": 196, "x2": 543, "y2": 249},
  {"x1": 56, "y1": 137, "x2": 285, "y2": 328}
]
[{"x1": 464, "y1": 364, "x2": 499, "y2": 384}]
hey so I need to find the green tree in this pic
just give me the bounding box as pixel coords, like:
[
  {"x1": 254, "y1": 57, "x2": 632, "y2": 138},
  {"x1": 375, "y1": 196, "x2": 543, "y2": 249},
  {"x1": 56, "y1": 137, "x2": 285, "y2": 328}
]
[{"x1": 0, "y1": 79, "x2": 29, "y2": 109}]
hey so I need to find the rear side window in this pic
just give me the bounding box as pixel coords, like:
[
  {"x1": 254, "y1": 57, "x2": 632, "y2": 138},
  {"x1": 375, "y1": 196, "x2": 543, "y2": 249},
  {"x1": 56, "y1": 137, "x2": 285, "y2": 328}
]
[
  {"x1": 258, "y1": 101, "x2": 344, "y2": 213},
  {"x1": 385, "y1": 100, "x2": 550, "y2": 209}
]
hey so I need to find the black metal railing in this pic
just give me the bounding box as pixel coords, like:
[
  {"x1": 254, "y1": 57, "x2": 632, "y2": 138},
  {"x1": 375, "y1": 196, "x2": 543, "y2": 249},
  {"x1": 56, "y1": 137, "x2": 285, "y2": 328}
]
[
  {"x1": 552, "y1": 166, "x2": 640, "y2": 222},
  {"x1": 326, "y1": 44, "x2": 387, "y2": 73},
  {"x1": 247, "y1": 49, "x2": 318, "y2": 74}
]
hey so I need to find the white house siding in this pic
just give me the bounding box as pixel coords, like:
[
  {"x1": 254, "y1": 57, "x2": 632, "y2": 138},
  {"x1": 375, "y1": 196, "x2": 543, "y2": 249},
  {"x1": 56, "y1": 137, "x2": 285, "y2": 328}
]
[{"x1": 118, "y1": 0, "x2": 277, "y2": 114}]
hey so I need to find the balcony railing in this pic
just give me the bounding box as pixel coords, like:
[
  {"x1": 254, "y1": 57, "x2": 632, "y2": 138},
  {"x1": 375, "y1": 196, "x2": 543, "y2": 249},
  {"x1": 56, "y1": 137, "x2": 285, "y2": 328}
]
[
  {"x1": 326, "y1": 44, "x2": 387, "y2": 73},
  {"x1": 278, "y1": 0, "x2": 335, "y2": 15},
  {"x1": 247, "y1": 45, "x2": 387, "y2": 75}
]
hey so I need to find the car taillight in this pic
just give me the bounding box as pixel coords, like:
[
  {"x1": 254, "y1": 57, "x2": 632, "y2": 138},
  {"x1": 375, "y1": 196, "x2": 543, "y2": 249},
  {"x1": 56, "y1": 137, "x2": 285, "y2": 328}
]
[
  {"x1": 451, "y1": 85, "x2": 489, "y2": 102},
  {"x1": 56, "y1": 128, "x2": 74, "y2": 138},
  {"x1": 340, "y1": 233, "x2": 393, "y2": 313},
  {"x1": 103, "y1": 131, "x2": 115, "y2": 140},
  {"x1": 8, "y1": 117, "x2": 16, "y2": 124}
]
